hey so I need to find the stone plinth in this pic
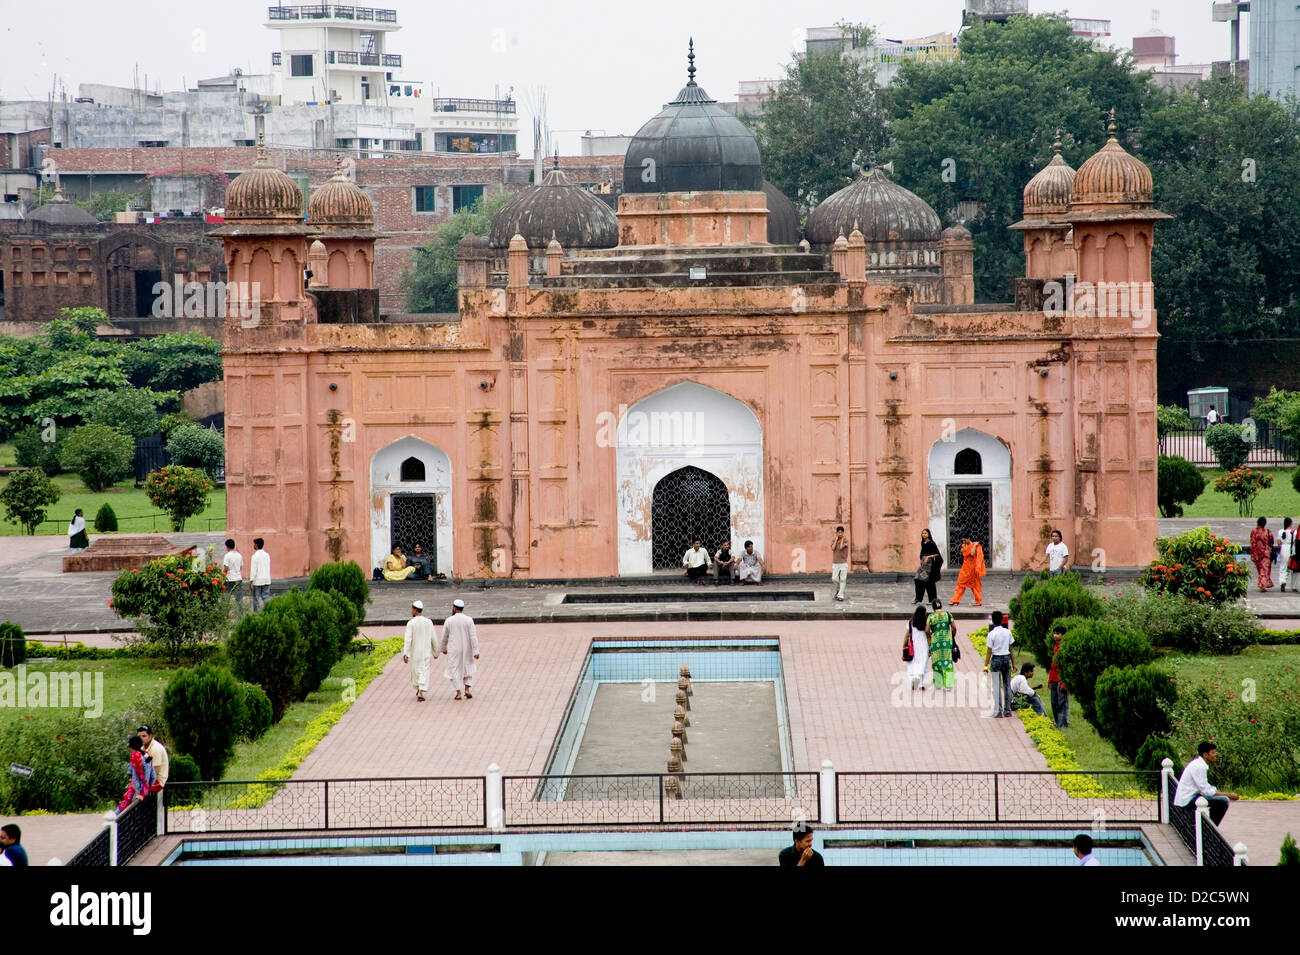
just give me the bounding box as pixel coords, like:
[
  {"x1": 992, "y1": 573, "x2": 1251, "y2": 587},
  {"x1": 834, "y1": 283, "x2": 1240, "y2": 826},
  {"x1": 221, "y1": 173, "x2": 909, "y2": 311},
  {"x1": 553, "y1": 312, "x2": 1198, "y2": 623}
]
[
  {"x1": 616, "y1": 191, "x2": 768, "y2": 247},
  {"x1": 63, "y1": 536, "x2": 195, "y2": 573}
]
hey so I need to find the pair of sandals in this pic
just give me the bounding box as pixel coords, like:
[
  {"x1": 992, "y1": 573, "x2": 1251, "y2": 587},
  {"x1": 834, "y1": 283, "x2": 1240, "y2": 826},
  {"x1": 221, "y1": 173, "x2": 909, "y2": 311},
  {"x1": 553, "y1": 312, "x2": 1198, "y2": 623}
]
[{"x1": 454, "y1": 689, "x2": 473, "y2": 700}]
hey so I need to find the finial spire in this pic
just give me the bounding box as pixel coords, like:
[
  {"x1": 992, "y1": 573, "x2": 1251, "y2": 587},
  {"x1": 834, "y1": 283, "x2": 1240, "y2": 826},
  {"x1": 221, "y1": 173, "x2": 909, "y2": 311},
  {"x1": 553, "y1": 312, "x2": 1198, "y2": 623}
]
[
  {"x1": 1053, "y1": 128, "x2": 1063, "y2": 155},
  {"x1": 687, "y1": 38, "x2": 696, "y2": 84},
  {"x1": 1107, "y1": 107, "x2": 1117, "y2": 138},
  {"x1": 553, "y1": 148, "x2": 559, "y2": 171},
  {"x1": 256, "y1": 137, "x2": 267, "y2": 162}
]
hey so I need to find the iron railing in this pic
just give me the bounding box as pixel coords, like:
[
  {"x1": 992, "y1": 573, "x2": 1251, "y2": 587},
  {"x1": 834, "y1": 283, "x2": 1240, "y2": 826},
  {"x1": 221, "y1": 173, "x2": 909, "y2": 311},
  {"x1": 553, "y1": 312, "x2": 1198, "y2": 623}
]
[
  {"x1": 430, "y1": 97, "x2": 517, "y2": 114},
  {"x1": 1163, "y1": 775, "x2": 1241, "y2": 866},
  {"x1": 835, "y1": 771, "x2": 1161, "y2": 824},
  {"x1": 163, "y1": 778, "x2": 487, "y2": 833},
  {"x1": 502, "y1": 772, "x2": 820, "y2": 827},
  {"x1": 1159, "y1": 421, "x2": 1297, "y2": 467},
  {"x1": 64, "y1": 792, "x2": 159, "y2": 867},
  {"x1": 64, "y1": 824, "x2": 111, "y2": 867},
  {"x1": 269, "y1": 5, "x2": 397, "y2": 22},
  {"x1": 37, "y1": 513, "x2": 225, "y2": 532}
]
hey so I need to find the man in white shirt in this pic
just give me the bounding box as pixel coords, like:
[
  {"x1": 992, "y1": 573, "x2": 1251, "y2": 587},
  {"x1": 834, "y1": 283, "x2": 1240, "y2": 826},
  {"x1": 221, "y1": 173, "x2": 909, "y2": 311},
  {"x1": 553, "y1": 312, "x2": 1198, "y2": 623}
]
[
  {"x1": 1072, "y1": 834, "x2": 1101, "y2": 866},
  {"x1": 1042, "y1": 529, "x2": 1071, "y2": 576},
  {"x1": 249, "y1": 537, "x2": 271, "y2": 611},
  {"x1": 1009, "y1": 662, "x2": 1046, "y2": 716},
  {"x1": 982, "y1": 610, "x2": 1016, "y2": 717},
  {"x1": 137, "y1": 724, "x2": 169, "y2": 789},
  {"x1": 682, "y1": 539, "x2": 712, "y2": 585},
  {"x1": 222, "y1": 538, "x2": 245, "y2": 609},
  {"x1": 1205, "y1": 405, "x2": 1219, "y2": 425},
  {"x1": 1174, "y1": 741, "x2": 1239, "y2": 825}
]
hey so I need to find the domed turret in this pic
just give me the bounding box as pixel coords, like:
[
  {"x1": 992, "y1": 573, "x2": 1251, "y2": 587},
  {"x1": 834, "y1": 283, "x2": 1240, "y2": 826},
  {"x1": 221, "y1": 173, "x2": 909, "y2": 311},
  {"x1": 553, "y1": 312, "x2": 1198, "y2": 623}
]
[
  {"x1": 805, "y1": 167, "x2": 942, "y2": 249},
  {"x1": 308, "y1": 159, "x2": 374, "y2": 228},
  {"x1": 27, "y1": 188, "x2": 97, "y2": 226},
  {"x1": 1070, "y1": 112, "x2": 1154, "y2": 213},
  {"x1": 225, "y1": 141, "x2": 303, "y2": 220},
  {"x1": 488, "y1": 163, "x2": 618, "y2": 250},
  {"x1": 1023, "y1": 138, "x2": 1076, "y2": 218},
  {"x1": 621, "y1": 40, "x2": 762, "y2": 194},
  {"x1": 762, "y1": 180, "x2": 801, "y2": 246}
]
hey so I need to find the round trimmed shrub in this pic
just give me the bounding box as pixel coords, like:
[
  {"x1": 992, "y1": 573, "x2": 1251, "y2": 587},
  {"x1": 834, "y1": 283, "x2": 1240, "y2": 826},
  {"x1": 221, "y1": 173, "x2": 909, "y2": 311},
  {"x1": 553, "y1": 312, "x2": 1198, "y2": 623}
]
[
  {"x1": 1204, "y1": 422, "x2": 1251, "y2": 472},
  {"x1": 166, "y1": 752, "x2": 203, "y2": 801},
  {"x1": 1093, "y1": 664, "x2": 1177, "y2": 761},
  {"x1": 1134, "y1": 734, "x2": 1184, "y2": 785},
  {"x1": 0, "y1": 622, "x2": 26, "y2": 668},
  {"x1": 1292, "y1": 468, "x2": 1300, "y2": 496},
  {"x1": 93, "y1": 502, "x2": 118, "y2": 533},
  {"x1": 227, "y1": 604, "x2": 305, "y2": 722},
  {"x1": 236, "y1": 682, "x2": 272, "y2": 742},
  {"x1": 1157, "y1": 455, "x2": 1205, "y2": 518},
  {"x1": 162, "y1": 661, "x2": 243, "y2": 782},
  {"x1": 60, "y1": 423, "x2": 134, "y2": 492},
  {"x1": 0, "y1": 467, "x2": 61, "y2": 535},
  {"x1": 165, "y1": 423, "x2": 224, "y2": 477},
  {"x1": 266, "y1": 589, "x2": 345, "y2": 699},
  {"x1": 1054, "y1": 620, "x2": 1156, "y2": 721},
  {"x1": 307, "y1": 560, "x2": 370, "y2": 652},
  {"x1": 1008, "y1": 572, "x2": 1104, "y2": 666},
  {"x1": 1139, "y1": 526, "x2": 1247, "y2": 605}
]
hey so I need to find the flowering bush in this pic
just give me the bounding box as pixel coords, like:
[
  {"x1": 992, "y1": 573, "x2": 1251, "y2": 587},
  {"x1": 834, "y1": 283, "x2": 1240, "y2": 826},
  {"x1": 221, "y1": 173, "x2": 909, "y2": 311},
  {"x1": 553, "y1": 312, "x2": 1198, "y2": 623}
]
[
  {"x1": 1098, "y1": 584, "x2": 1258, "y2": 654},
  {"x1": 1212, "y1": 466, "x2": 1273, "y2": 517},
  {"x1": 110, "y1": 554, "x2": 230, "y2": 662},
  {"x1": 1164, "y1": 664, "x2": 1300, "y2": 792},
  {"x1": 144, "y1": 465, "x2": 213, "y2": 532},
  {"x1": 1139, "y1": 527, "x2": 1248, "y2": 605}
]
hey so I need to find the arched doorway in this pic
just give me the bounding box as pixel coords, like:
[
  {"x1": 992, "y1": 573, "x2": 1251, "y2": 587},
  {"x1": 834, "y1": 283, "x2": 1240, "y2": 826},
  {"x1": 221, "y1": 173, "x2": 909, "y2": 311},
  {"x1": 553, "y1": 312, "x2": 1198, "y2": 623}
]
[
  {"x1": 616, "y1": 381, "x2": 763, "y2": 575},
  {"x1": 928, "y1": 428, "x2": 1012, "y2": 569},
  {"x1": 650, "y1": 466, "x2": 731, "y2": 569},
  {"x1": 370, "y1": 437, "x2": 453, "y2": 576}
]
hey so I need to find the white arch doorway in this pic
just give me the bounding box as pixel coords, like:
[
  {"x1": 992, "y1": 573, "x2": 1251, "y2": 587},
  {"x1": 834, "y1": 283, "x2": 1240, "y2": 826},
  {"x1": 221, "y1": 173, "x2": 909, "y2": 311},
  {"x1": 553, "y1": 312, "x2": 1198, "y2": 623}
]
[
  {"x1": 370, "y1": 436, "x2": 453, "y2": 576},
  {"x1": 616, "y1": 381, "x2": 763, "y2": 575},
  {"x1": 927, "y1": 428, "x2": 1012, "y2": 570}
]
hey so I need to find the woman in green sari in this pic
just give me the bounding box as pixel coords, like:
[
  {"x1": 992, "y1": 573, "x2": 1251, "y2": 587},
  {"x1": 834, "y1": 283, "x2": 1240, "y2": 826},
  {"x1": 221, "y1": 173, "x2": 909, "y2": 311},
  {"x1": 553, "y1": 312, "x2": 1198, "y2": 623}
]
[{"x1": 926, "y1": 598, "x2": 958, "y2": 691}]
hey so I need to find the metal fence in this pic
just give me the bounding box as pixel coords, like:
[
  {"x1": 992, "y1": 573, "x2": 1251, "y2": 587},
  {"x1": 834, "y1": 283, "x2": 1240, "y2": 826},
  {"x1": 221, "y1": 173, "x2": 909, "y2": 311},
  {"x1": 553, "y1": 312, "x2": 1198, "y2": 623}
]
[
  {"x1": 64, "y1": 793, "x2": 159, "y2": 867},
  {"x1": 502, "y1": 772, "x2": 821, "y2": 827},
  {"x1": 835, "y1": 771, "x2": 1162, "y2": 824},
  {"x1": 37, "y1": 513, "x2": 226, "y2": 533},
  {"x1": 1160, "y1": 421, "x2": 1297, "y2": 467},
  {"x1": 163, "y1": 778, "x2": 488, "y2": 833},
  {"x1": 1163, "y1": 769, "x2": 1242, "y2": 866},
  {"x1": 65, "y1": 824, "x2": 112, "y2": 867}
]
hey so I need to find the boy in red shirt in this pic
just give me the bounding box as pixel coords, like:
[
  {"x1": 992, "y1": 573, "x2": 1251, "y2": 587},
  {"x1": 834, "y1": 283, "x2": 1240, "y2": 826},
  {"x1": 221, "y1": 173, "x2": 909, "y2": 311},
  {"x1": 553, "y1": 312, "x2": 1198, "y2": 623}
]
[{"x1": 1048, "y1": 624, "x2": 1069, "y2": 728}]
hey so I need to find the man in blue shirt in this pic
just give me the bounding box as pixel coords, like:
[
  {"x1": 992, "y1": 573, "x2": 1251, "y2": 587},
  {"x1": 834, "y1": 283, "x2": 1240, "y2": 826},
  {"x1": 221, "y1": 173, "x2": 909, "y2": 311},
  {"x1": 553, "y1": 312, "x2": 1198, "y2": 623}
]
[{"x1": 1, "y1": 824, "x2": 28, "y2": 866}]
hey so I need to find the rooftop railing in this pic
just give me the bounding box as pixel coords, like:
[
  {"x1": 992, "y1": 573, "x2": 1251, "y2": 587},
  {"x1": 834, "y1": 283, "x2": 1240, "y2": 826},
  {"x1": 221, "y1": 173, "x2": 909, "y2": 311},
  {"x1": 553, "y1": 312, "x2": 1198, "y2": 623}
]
[
  {"x1": 269, "y1": 5, "x2": 397, "y2": 23},
  {"x1": 429, "y1": 97, "x2": 517, "y2": 114}
]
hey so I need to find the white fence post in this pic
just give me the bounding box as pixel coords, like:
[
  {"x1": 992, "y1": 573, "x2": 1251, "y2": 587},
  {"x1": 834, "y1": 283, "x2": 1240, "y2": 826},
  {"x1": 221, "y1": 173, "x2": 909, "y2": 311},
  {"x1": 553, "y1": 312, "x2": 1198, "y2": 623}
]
[
  {"x1": 820, "y1": 759, "x2": 836, "y2": 825},
  {"x1": 156, "y1": 790, "x2": 165, "y2": 836},
  {"x1": 1233, "y1": 842, "x2": 1249, "y2": 866},
  {"x1": 104, "y1": 809, "x2": 119, "y2": 867},
  {"x1": 1193, "y1": 796, "x2": 1207, "y2": 867},
  {"x1": 1159, "y1": 758, "x2": 1172, "y2": 824},
  {"x1": 486, "y1": 763, "x2": 503, "y2": 831}
]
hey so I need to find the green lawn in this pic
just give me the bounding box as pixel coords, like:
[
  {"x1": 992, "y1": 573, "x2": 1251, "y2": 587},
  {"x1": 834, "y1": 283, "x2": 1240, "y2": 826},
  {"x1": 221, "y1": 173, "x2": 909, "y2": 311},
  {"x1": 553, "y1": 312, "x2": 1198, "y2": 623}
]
[
  {"x1": 1180, "y1": 467, "x2": 1300, "y2": 520},
  {"x1": 0, "y1": 656, "x2": 178, "y2": 728},
  {"x1": 1159, "y1": 643, "x2": 1300, "y2": 685},
  {"x1": 0, "y1": 471, "x2": 225, "y2": 536}
]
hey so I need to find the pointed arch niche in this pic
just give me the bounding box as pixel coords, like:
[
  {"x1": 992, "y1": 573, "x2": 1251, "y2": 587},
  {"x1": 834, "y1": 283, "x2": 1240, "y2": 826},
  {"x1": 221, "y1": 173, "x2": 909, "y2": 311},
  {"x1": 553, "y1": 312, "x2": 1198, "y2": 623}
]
[
  {"x1": 927, "y1": 428, "x2": 1012, "y2": 570},
  {"x1": 370, "y1": 436, "x2": 453, "y2": 576}
]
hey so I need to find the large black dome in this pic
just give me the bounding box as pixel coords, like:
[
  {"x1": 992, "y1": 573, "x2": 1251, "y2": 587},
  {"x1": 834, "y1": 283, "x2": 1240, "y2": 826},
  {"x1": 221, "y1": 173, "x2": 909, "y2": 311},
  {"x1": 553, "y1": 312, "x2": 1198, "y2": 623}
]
[{"x1": 621, "y1": 44, "x2": 762, "y2": 195}]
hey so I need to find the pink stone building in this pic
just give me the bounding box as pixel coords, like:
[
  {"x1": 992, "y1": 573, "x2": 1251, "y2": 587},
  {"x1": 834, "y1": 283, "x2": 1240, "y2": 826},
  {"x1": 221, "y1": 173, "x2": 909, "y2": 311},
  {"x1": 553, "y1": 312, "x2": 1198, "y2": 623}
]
[{"x1": 218, "y1": 61, "x2": 1164, "y2": 580}]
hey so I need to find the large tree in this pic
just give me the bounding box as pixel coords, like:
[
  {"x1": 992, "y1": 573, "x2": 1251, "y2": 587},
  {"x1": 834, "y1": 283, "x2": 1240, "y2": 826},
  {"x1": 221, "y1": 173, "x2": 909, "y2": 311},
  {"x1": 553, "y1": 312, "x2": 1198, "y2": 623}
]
[
  {"x1": 402, "y1": 189, "x2": 516, "y2": 312},
  {"x1": 757, "y1": 25, "x2": 889, "y2": 214},
  {"x1": 884, "y1": 14, "x2": 1154, "y2": 301}
]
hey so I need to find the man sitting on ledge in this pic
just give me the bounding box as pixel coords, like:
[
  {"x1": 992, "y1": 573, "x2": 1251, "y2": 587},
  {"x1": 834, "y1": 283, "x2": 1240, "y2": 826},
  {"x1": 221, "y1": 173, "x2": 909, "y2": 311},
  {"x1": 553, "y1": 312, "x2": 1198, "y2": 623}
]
[
  {"x1": 737, "y1": 540, "x2": 764, "y2": 584},
  {"x1": 682, "y1": 539, "x2": 712, "y2": 585},
  {"x1": 1173, "y1": 740, "x2": 1239, "y2": 826}
]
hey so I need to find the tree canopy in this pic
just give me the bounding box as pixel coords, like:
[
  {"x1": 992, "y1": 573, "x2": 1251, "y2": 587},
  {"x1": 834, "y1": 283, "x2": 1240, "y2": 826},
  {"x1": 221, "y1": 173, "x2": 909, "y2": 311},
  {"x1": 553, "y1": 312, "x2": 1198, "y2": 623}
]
[{"x1": 402, "y1": 189, "x2": 516, "y2": 312}]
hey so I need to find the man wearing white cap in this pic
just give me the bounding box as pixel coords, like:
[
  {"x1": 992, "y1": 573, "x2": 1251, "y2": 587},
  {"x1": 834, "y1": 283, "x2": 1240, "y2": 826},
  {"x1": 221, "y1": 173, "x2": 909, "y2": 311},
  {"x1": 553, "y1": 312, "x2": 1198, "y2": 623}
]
[
  {"x1": 402, "y1": 600, "x2": 436, "y2": 702},
  {"x1": 439, "y1": 598, "x2": 479, "y2": 700}
]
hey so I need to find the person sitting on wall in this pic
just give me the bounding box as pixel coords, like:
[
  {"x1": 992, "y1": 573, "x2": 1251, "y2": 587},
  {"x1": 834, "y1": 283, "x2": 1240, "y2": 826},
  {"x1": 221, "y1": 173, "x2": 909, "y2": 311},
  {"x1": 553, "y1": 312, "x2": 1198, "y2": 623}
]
[
  {"x1": 409, "y1": 543, "x2": 435, "y2": 582},
  {"x1": 714, "y1": 540, "x2": 737, "y2": 585},
  {"x1": 383, "y1": 545, "x2": 418, "y2": 581},
  {"x1": 737, "y1": 540, "x2": 764, "y2": 584},
  {"x1": 682, "y1": 539, "x2": 712, "y2": 585}
]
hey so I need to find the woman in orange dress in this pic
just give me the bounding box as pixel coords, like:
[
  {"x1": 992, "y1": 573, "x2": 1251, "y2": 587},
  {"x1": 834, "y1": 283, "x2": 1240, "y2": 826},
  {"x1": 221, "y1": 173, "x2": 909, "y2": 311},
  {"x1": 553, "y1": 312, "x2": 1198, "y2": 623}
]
[
  {"x1": 1249, "y1": 517, "x2": 1275, "y2": 591},
  {"x1": 950, "y1": 537, "x2": 986, "y2": 607}
]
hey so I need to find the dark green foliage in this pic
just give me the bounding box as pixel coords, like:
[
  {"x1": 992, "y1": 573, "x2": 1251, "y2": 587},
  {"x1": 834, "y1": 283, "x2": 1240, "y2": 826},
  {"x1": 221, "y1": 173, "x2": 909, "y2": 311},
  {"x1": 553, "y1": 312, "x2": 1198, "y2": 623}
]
[
  {"x1": 85, "y1": 387, "x2": 166, "y2": 441},
  {"x1": 157, "y1": 410, "x2": 198, "y2": 436},
  {"x1": 1156, "y1": 404, "x2": 1195, "y2": 438},
  {"x1": 402, "y1": 189, "x2": 515, "y2": 312},
  {"x1": 1293, "y1": 468, "x2": 1300, "y2": 496},
  {"x1": 164, "y1": 424, "x2": 224, "y2": 476},
  {"x1": 1055, "y1": 620, "x2": 1156, "y2": 721},
  {"x1": 227, "y1": 605, "x2": 305, "y2": 722},
  {"x1": 1008, "y1": 572, "x2": 1104, "y2": 666},
  {"x1": 1203, "y1": 423, "x2": 1250, "y2": 473},
  {"x1": 1280, "y1": 833, "x2": 1300, "y2": 867},
  {"x1": 121, "y1": 332, "x2": 223, "y2": 393},
  {"x1": 0, "y1": 467, "x2": 62, "y2": 534},
  {"x1": 1093, "y1": 665, "x2": 1177, "y2": 761},
  {"x1": 93, "y1": 502, "x2": 118, "y2": 533},
  {"x1": 60, "y1": 423, "x2": 134, "y2": 492},
  {"x1": 0, "y1": 622, "x2": 25, "y2": 668},
  {"x1": 1134, "y1": 734, "x2": 1184, "y2": 784},
  {"x1": 266, "y1": 589, "x2": 345, "y2": 700},
  {"x1": 161, "y1": 662, "x2": 242, "y2": 781},
  {"x1": 1157, "y1": 455, "x2": 1205, "y2": 517},
  {"x1": 166, "y1": 752, "x2": 203, "y2": 801},
  {"x1": 236, "y1": 682, "x2": 273, "y2": 742},
  {"x1": 12, "y1": 425, "x2": 62, "y2": 476},
  {"x1": 307, "y1": 560, "x2": 369, "y2": 652}
]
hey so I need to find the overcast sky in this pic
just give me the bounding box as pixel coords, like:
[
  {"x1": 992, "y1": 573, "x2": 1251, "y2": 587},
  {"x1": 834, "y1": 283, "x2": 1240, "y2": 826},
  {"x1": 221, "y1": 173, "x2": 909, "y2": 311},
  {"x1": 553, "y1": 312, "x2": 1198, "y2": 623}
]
[{"x1": 0, "y1": 0, "x2": 1241, "y2": 153}]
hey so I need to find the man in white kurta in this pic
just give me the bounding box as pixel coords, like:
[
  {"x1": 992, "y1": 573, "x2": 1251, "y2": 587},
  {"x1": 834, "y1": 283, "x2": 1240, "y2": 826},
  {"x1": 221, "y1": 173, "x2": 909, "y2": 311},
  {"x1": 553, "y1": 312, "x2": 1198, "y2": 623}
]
[
  {"x1": 439, "y1": 599, "x2": 479, "y2": 700},
  {"x1": 402, "y1": 600, "x2": 436, "y2": 702}
]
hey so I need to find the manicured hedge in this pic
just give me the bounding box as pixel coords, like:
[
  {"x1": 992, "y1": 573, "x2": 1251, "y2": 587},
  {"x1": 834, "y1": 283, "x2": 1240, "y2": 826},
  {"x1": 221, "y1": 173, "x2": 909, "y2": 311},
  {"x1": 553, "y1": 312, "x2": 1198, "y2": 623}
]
[
  {"x1": 1054, "y1": 619, "x2": 1156, "y2": 721},
  {"x1": 1093, "y1": 664, "x2": 1177, "y2": 761}
]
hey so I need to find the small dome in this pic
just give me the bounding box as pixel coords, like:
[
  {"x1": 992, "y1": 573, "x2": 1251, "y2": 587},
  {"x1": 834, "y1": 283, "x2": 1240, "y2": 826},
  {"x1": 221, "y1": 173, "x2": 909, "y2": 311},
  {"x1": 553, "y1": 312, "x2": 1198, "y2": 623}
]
[
  {"x1": 488, "y1": 166, "x2": 618, "y2": 250},
  {"x1": 805, "y1": 167, "x2": 942, "y2": 246},
  {"x1": 942, "y1": 224, "x2": 972, "y2": 241},
  {"x1": 28, "y1": 190, "x2": 97, "y2": 226},
  {"x1": 762, "y1": 180, "x2": 801, "y2": 245},
  {"x1": 1023, "y1": 140, "x2": 1076, "y2": 217},
  {"x1": 1070, "y1": 115, "x2": 1153, "y2": 210},
  {"x1": 226, "y1": 142, "x2": 303, "y2": 220},
  {"x1": 621, "y1": 42, "x2": 762, "y2": 194},
  {"x1": 308, "y1": 160, "x2": 373, "y2": 226}
]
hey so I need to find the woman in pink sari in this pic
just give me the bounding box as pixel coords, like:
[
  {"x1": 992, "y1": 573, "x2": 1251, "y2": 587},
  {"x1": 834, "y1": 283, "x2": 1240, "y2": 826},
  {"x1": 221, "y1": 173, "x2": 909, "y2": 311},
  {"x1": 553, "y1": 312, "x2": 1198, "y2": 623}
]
[{"x1": 1249, "y1": 517, "x2": 1275, "y2": 591}]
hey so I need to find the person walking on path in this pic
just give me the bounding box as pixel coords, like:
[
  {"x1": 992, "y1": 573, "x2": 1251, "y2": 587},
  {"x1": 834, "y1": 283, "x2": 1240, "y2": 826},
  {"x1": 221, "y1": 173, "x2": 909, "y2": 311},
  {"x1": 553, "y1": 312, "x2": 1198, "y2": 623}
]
[
  {"x1": 906, "y1": 604, "x2": 930, "y2": 691},
  {"x1": 1286, "y1": 522, "x2": 1300, "y2": 593},
  {"x1": 831, "y1": 526, "x2": 850, "y2": 601},
  {"x1": 1040, "y1": 529, "x2": 1071, "y2": 576},
  {"x1": 0, "y1": 824, "x2": 27, "y2": 866},
  {"x1": 68, "y1": 508, "x2": 88, "y2": 550},
  {"x1": 249, "y1": 538, "x2": 272, "y2": 611},
  {"x1": 402, "y1": 600, "x2": 436, "y2": 702},
  {"x1": 1174, "y1": 741, "x2": 1239, "y2": 826},
  {"x1": 1250, "y1": 517, "x2": 1275, "y2": 592},
  {"x1": 439, "y1": 598, "x2": 479, "y2": 700},
  {"x1": 914, "y1": 530, "x2": 942, "y2": 604},
  {"x1": 1047, "y1": 624, "x2": 1070, "y2": 728},
  {"x1": 222, "y1": 539, "x2": 245, "y2": 610},
  {"x1": 950, "y1": 536, "x2": 986, "y2": 606},
  {"x1": 983, "y1": 610, "x2": 1015, "y2": 718},
  {"x1": 925, "y1": 599, "x2": 958, "y2": 692},
  {"x1": 1276, "y1": 518, "x2": 1294, "y2": 591}
]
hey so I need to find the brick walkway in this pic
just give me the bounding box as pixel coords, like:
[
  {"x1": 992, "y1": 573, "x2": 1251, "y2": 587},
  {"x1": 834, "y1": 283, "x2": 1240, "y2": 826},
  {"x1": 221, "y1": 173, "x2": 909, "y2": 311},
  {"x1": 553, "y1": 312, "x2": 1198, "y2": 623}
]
[{"x1": 0, "y1": 811, "x2": 109, "y2": 866}]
